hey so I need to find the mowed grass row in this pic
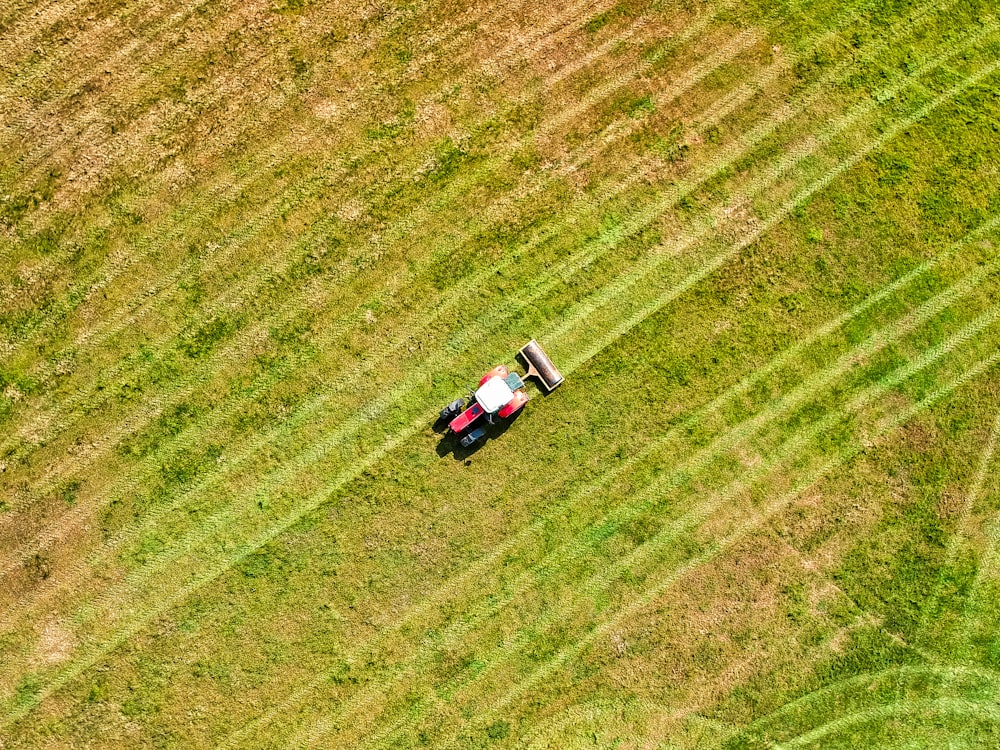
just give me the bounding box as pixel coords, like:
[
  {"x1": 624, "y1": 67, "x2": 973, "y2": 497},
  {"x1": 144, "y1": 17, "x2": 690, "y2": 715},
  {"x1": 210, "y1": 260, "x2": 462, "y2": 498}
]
[
  {"x1": 217, "y1": 222, "x2": 1000, "y2": 748},
  {"x1": 730, "y1": 667, "x2": 998, "y2": 748},
  {"x1": 3, "y1": 16, "x2": 996, "y2": 740},
  {"x1": 5, "y1": 0, "x2": 1000, "y2": 748},
  {"x1": 0, "y1": 0, "x2": 908, "y2": 593},
  {"x1": 912, "y1": 408, "x2": 1000, "y2": 639},
  {"x1": 0, "y1": 0, "x2": 980, "y2": 680},
  {"x1": 3, "y1": 0, "x2": 992, "y2": 680},
  {"x1": 0, "y1": 0, "x2": 968, "y2": 600}
]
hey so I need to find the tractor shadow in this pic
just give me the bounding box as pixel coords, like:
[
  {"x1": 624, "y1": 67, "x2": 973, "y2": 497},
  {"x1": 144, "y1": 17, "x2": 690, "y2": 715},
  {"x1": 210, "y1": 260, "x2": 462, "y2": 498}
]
[{"x1": 434, "y1": 408, "x2": 524, "y2": 461}]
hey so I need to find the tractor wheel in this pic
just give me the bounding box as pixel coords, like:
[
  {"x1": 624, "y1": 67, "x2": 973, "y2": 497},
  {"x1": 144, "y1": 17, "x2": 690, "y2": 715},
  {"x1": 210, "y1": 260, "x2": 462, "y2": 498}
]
[
  {"x1": 497, "y1": 390, "x2": 528, "y2": 419},
  {"x1": 439, "y1": 398, "x2": 464, "y2": 421},
  {"x1": 478, "y1": 365, "x2": 509, "y2": 387}
]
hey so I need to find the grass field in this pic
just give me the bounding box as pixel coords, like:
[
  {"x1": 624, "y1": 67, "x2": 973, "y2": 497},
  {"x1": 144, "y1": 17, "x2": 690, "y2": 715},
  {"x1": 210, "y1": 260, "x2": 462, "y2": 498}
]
[{"x1": 1, "y1": 0, "x2": 999, "y2": 746}]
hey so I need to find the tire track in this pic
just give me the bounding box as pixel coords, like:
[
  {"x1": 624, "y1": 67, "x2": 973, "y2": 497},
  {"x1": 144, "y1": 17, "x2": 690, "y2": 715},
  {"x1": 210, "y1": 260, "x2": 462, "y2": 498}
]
[
  {"x1": 774, "y1": 696, "x2": 1000, "y2": 749},
  {"x1": 950, "y1": 419, "x2": 1000, "y2": 654},
  {"x1": 711, "y1": 664, "x2": 1000, "y2": 750},
  {"x1": 916, "y1": 408, "x2": 1000, "y2": 641},
  {"x1": 0, "y1": 5, "x2": 985, "y2": 725}
]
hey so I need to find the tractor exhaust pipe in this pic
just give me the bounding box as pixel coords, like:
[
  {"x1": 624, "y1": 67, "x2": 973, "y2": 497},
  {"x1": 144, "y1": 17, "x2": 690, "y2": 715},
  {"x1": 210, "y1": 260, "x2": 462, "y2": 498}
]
[{"x1": 519, "y1": 340, "x2": 564, "y2": 392}]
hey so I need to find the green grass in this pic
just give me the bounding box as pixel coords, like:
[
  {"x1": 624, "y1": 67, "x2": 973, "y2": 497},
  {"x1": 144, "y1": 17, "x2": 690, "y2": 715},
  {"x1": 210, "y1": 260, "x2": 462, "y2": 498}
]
[{"x1": 1, "y1": 0, "x2": 1000, "y2": 747}]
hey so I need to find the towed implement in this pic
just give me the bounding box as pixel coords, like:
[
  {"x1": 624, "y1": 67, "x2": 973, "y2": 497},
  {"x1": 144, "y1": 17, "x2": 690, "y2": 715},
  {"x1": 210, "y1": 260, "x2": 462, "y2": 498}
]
[{"x1": 439, "y1": 340, "x2": 563, "y2": 448}]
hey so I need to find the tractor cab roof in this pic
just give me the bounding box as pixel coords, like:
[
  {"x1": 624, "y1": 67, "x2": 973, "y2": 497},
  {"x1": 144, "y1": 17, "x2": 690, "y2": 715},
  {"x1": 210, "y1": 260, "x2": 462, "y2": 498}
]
[{"x1": 475, "y1": 376, "x2": 515, "y2": 413}]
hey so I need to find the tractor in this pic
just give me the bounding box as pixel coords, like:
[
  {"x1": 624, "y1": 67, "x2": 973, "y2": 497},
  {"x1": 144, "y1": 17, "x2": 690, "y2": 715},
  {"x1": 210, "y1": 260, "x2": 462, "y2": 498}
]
[{"x1": 439, "y1": 340, "x2": 564, "y2": 448}]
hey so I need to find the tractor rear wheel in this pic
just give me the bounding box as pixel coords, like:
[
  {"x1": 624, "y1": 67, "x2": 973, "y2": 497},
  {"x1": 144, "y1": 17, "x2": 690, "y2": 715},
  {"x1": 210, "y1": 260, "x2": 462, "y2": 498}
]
[{"x1": 439, "y1": 398, "x2": 465, "y2": 421}]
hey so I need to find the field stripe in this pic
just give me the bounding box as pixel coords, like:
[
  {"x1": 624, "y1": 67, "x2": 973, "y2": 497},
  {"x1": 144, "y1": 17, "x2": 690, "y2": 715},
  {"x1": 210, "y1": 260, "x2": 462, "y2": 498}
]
[
  {"x1": 215, "y1": 216, "x2": 998, "y2": 746},
  {"x1": 949, "y1": 413, "x2": 1000, "y2": 653},
  {"x1": 1, "y1": 28, "x2": 986, "y2": 721},
  {"x1": 916, "y1": 408, "x2": 1000, "y2": 642},
  {"x1": 2, "y1": 0, "x2": 949, "y2": 530},
  {"x1": 284, "y1": 268, "x2": 1000, "y2": 747},
  {"x1": 713, "y1": 663, "x2": 1000, "y2": 749},
  {"x1": 774, "y1": 696, "x2": 1000, "y2": 749},
  {"x1": 424, "y1": 349, "x2": 1000, "y2": 750}
]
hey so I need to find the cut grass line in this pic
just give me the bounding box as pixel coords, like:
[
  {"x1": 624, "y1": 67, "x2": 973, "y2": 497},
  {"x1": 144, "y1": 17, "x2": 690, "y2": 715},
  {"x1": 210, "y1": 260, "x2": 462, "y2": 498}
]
[
  {"x1": 2, "y1": 36, "x2": 992, "y2": 726},
  {"x1": 0, "y1": 1, "x2": 718, "y2": 460},
  {"x1": 214, "y1": 218, "x2": 999, "y2": 748},
  {"x1": 773, "y1": 696, "x2": 1000, "y2": 749},
  {"x1": 955, "y1": 521, "x2": 1000, "y2": 650},
  {"x1": 432, "y1": 350, "x2": 1000, "y2": 750},
  {"x1": 359, "y1": 306, "x2": 1000, "y2": 750},
  {"x1": 917, "y1": 408, "x2": 1000, "y2": 641},
  {"x1": 2, "y1": 24, "x2": 980, "y2": 699},
  {"x1": 951, "y1": 424, "x2": 1000, "y2": 652},
  {"x1": 225, "y1": 231, "x2": 989, "y2": 747},
  {"x1": 518, "y1": 696, "x2": 698, "y2": 749},
  {"x1": 715, "y1": 664, "x2": 1000, "y2": 749}
]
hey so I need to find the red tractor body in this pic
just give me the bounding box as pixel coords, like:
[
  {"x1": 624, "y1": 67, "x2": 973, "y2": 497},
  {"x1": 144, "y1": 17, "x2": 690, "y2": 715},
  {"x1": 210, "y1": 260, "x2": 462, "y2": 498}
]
[{"x1": 448, "y1": 401, "x2": 485, "y2": 433}]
